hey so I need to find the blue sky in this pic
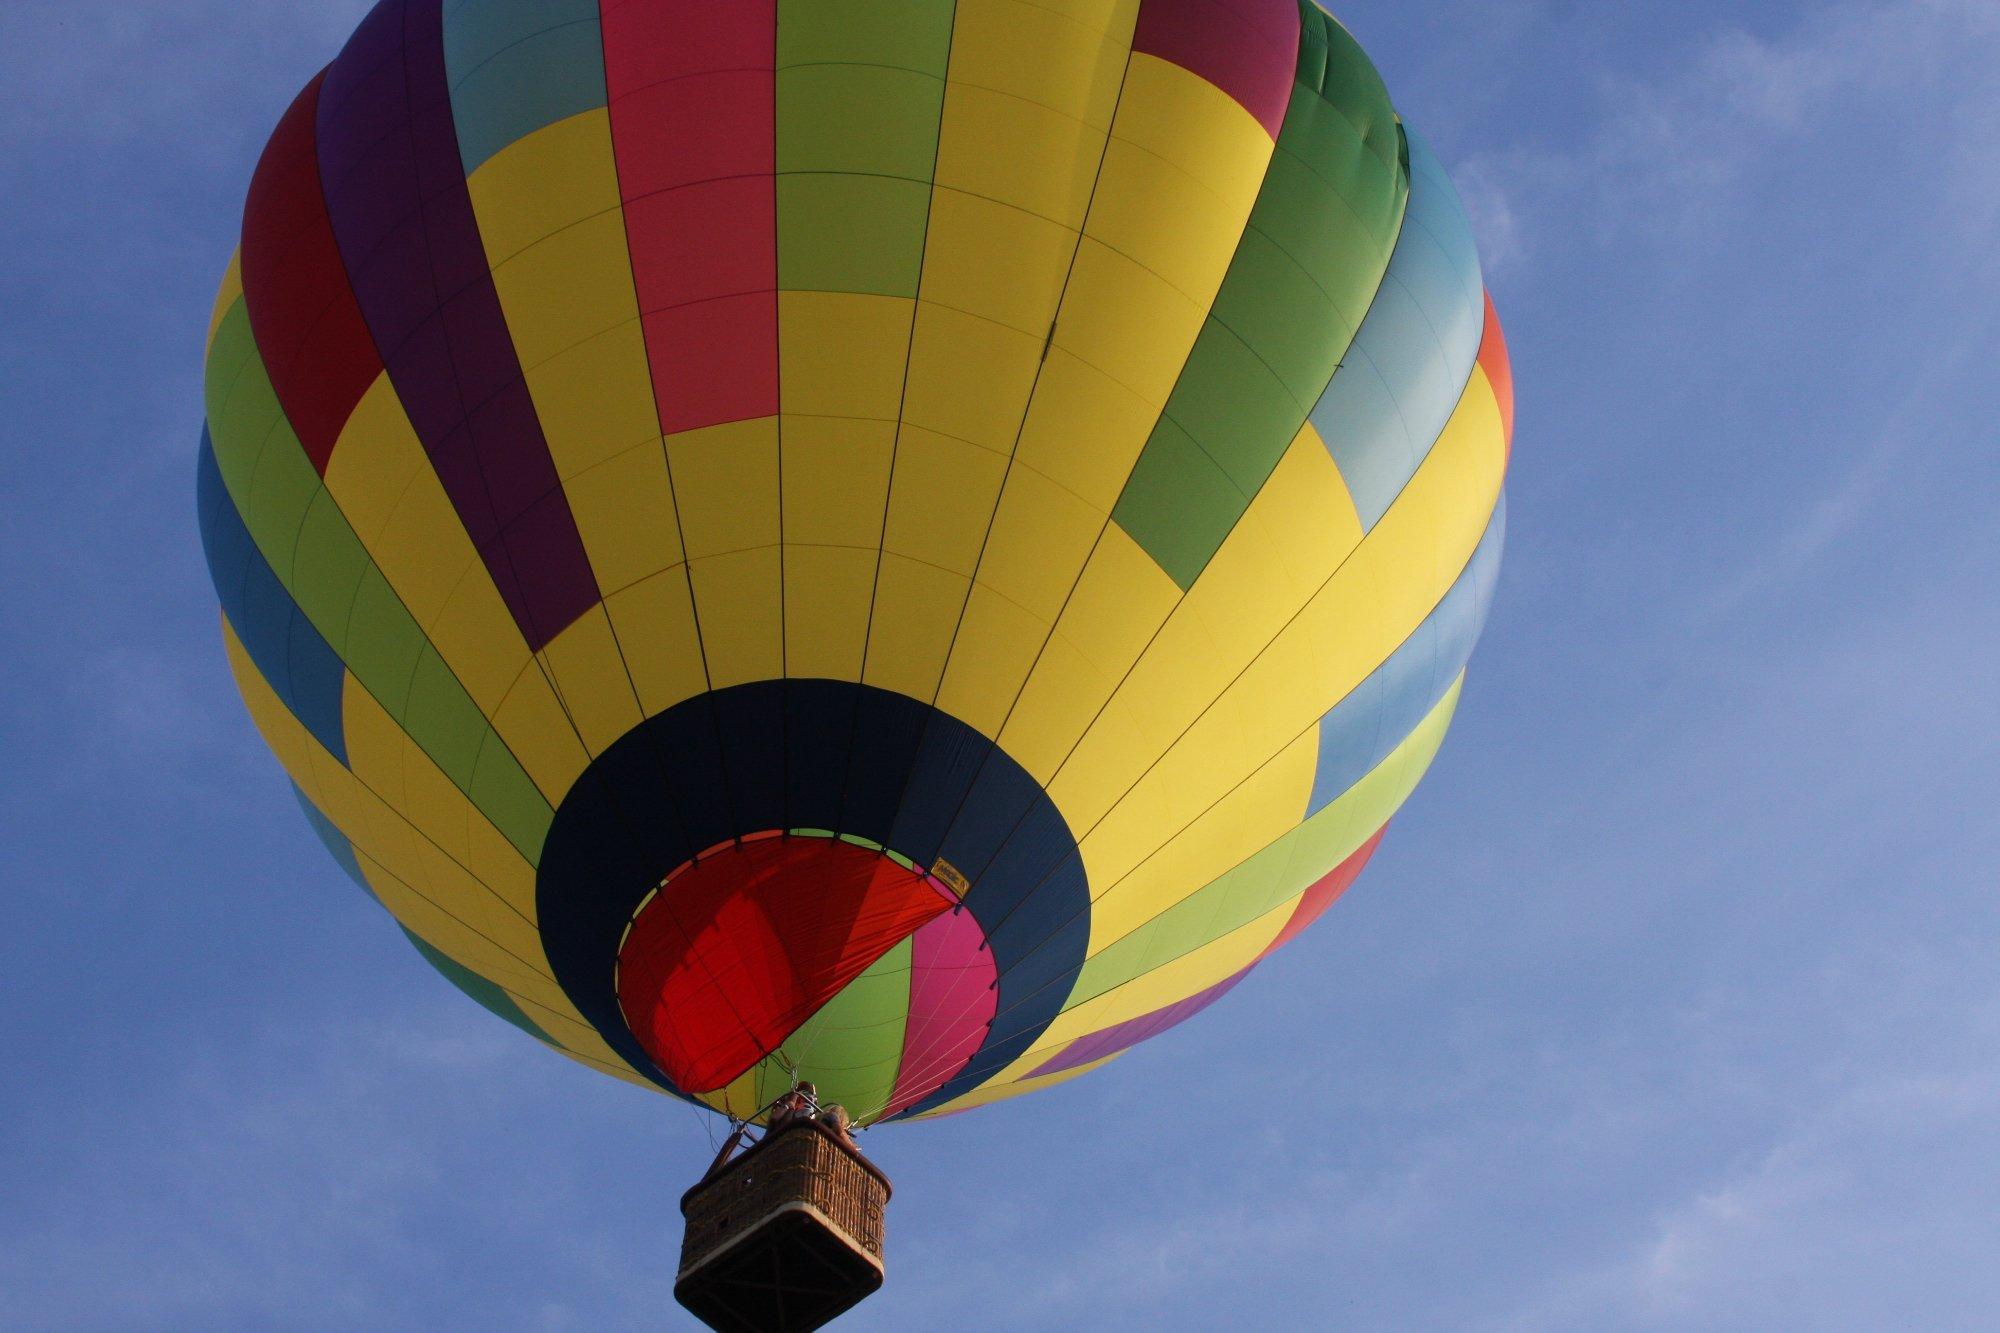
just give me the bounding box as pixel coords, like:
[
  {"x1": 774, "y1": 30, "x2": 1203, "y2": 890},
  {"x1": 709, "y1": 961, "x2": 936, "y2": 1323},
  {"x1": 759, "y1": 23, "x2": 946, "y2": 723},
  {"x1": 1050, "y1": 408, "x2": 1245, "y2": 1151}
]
[{"x1": 4, "y1": 1, "x2": 1998, "y2": 1328}]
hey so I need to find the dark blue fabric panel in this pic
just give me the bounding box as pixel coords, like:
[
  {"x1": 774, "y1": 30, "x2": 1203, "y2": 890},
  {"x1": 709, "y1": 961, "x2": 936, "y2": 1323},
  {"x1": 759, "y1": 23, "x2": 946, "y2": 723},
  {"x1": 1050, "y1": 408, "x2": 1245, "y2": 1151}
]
[{"x1": 198, "y1": 428, "x2": 348, "y2": 762}]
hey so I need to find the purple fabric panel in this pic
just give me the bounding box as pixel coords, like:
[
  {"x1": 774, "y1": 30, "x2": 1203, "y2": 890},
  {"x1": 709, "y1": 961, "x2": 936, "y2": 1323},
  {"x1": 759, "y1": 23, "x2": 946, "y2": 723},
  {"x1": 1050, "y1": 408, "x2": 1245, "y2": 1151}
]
[
  {"x1": 315, "y1": 0, "x2": 600, "y2": 651},
  {"x1": 1029, "y1": 966, "x2": 1254, "y2": 1078}
]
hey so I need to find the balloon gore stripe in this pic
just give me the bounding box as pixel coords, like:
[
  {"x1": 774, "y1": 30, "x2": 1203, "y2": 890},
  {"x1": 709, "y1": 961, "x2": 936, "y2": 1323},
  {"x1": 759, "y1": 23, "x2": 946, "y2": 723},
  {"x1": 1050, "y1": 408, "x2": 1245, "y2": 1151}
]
[{"x1": 316, "y1": 0, "x2": 600, "y2": 650}]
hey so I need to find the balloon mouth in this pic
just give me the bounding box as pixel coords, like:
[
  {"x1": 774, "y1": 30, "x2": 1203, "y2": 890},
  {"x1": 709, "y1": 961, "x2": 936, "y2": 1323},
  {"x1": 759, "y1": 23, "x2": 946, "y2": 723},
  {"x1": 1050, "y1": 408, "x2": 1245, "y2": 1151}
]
[
  {"x1": 614, "y1": 830, "x2": 967, "y2": 1096},
  {"x1": 534, "y1": 677, "x2": 1092, "y2": 1122}
]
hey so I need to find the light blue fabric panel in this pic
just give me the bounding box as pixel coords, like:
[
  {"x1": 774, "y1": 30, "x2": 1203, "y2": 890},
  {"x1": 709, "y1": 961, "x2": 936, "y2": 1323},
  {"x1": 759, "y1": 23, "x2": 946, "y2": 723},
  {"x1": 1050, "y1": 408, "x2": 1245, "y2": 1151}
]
[
  {"x1": 1309, "y1": 129, "x2": 1485, "y2": 528},
  {"x1": 1308, "y1": 491, "x2": 1504, "y2": 814}
]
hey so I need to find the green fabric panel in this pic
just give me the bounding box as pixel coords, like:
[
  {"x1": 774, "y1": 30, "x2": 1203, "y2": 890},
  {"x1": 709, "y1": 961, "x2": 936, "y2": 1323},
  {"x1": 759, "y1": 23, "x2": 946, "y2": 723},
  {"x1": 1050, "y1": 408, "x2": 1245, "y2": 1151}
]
[
  {"x1": 1158, "y1": 315, "x2": 1307, "y2": 494},
  {"x1": 1207, "y1": 229, "x2": 1349, "y2": 411},
  {"x1": 239, "y1": 439, "x2": 322, "y2": 580},
  {"x1": 470, "y1": 732, "x2": 558, "y2": 864},
  {"x1": 1295, "y1": 2, "x2": 1331, "y2": 89},
  {"x1": 203, "y1": 303, "x2": 282, "y2": 496},
  {"x1": 1274, "y1": 83, "x2": 1406, "y2": 257},
  {"x1": 756, "y1": 936, "x2": 914, "y2": 1121},
  {"x1": 775, "y1": 0, "x2": 953, "y2": 297},
  {"x1": 1109, "y1": 418, "x2": 1250, "y2": 589},
  {"x1": 1297, "y1": 4, "x2": 1403, "y2": 178},
  {"x1": 1112, "y1": 20, "x2": 1409, "y2": 590},
  {"x1": 401, "y1": 926, "x2": 553, "y2": 1045},
  {"x1": 1069, "y1": 675, "x2": 1462, "y2": 1007},
  {"x1": 402, "y1": 647, "x2": 489, "y2": 787},
  {"x1": 338, "y1": 566, "x2": 424, "y2": 719},
  {"x1": 776, "y1": 0, "x2": 956, "y2": 73},
  {"x1": 776, "y1": 66, "x2": 944, "y2": 179},
  {"x1": 776, "y1": 175, "x2": 935, "y2": 297},
  {"x1": 288, "y1": 490, "x2": 373, "y2": 633},
  {"x1": 202, "y1": 297, "x2": 554, "y2": 861}
]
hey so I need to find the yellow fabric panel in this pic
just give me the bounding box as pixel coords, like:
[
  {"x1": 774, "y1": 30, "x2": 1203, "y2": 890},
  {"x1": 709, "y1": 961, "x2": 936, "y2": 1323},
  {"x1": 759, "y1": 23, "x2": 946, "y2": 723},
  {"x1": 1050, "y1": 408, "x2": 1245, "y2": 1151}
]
[
  {"x1": 223, "y1": 617, "x2": 645, "y2": 1090},
  {"x1": 881, "y1": 424, "x2": 1008, "y2": 578},
  {"x1": 780, "y1": 416, "x2": 893, "y2": 681},
  {"x1": 207, "y1": 248, "x2": 242, "y2": 357},
  {"x1": 484, "y1": 657, "x2": 591, "y2": 805},
  {"x1": 1009, "y1": 348, "x2": 1159, "y2": 513},
  {"x1": 786, "y1": 545, "x2": 877, "y2": 682},
  {"x1": 468, "y1": 111, "x2": 686, "y2": 617},
  {"x1": 777, "y1": 291, "x2": 906, "y2": 684},
  {"x1": 930, "y1": 57, "x2": 1272, "y2": 733},
  {"x1": 932, "y1": 582, "x2": 1046, "y2": 739},
  {"x1": 219, "y1": 612, "x2": 333, "y2": 818},
  {"x1": 325, "y1": 375, "x2": 486, "y2": 633},
  {"x1": 522, "y1": 321, "x2": 665, "y2": 483},
  {"x1": 1091, "y1": 55, "x2": 1273, "y2": 293},
  {"x1": 508, "y1": 998, "x2": 660, "y2": 1091},
  {"x1": 538, "y1": 605, "x2": 645, "y2": 757},
  {"x1": 351, "y1": 852, "x2": 556, "y2": 1005},
  {"x1": 1049, "y1": 425, "x2": 1362, "y2": 836},
  {"x1": 669, "y1": 418, "x2": 778, "y2": 561},
  {"x1": 783, "y1": 417, "x2": 895, "y2": 550},
  {"x1": 562, "y1": 439, "x2": 682, "y2": 596},
  {"x1": 862, "y1": 552, "x2": 965, "y2": 701},
  {"x1": 1010, "y1": 50, "x2": 1275, "y2": 483},
  {"x1": 936, "y1": 0, "x2": 1134, "y2": 220},
  {"x1": 1259, "y1": 420, "x2": 1367, "y2": 596},
  {"x1": 224, "y1": 619, "x2": 555, "y2": 1005},
  {"x1": 899, "y1": 297, "x2": 1045, "y2": 453},
  {"x1": 1087, "y1": 731, "x2": 1318, "y2": 948},
  {"x1": 917, "y1": 190, "x2": 1077, "y2": 342},
  {"x1": 690, "y1": 548, "x2": 785, "y2": 689},
  {"x1": 463, "y1": 108, "x2": 622, "y2": 266},
  {"x1": 778, "y1": 292, "x2": 912, "y2": 420},
  {"x1": 875, "y1": 0, "x2": 1131, "y2": 665},
  {"x1": 1029, "y1": 897, "x2": 1295, "y2": 1068},
  {"x1": 967, "y1": 463, "x2": 1102, "y2": 628},
  {"x1": 1074, "y1": 367, "x2": 1507, "y2": 894},
  {"x1": 487, "y1": 209, "x2": 643, "y2": 401},
  {"x1": 698, "y1": 1068, "x2": 765, "y2": 1121},
  {"x1": 668, "y1": 417, "x2": 782, "y2": 686},
  {"x1": 603, "y1": 569, "x2": 710, "y2": 716},
  {"x1": 1034, "y1": 242, "x2": 1204, "y2": 435},
  {"x1": 323, "y1": 378, "x2": 581, "y2": 800},
  {"x1": 997, "y1": 523, "x2": 1180, "y2": 782},
  {"x1": 341, "y1": 673, "x2": 541, "y2": 930},
  {"x1": 909, "y1": 1051, "x2": 1120, "y2": 1121}
]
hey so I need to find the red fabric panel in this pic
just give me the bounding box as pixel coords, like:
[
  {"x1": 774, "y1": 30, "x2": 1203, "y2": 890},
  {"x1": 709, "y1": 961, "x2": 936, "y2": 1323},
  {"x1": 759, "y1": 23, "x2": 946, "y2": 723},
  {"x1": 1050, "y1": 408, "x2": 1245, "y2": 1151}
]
[
  {"x1": 239, "y1": 72, "x2": 384, "y2": 474},
  {"x1": 1259, "y1": 824, "x2": 1387, "y2": 959},
  {"x1": 1477, "y1": 290, "x2": 1515, "y2": 459},
  {"x1": 617, "y1": 838, "x2": 951, "y2": 1094},
  {"x1": 600, "y1": 1, "x2": 778, "y2": 435},
  {"x1": 1131, "y1": 0, "x2": 1301, "y2": 139}
]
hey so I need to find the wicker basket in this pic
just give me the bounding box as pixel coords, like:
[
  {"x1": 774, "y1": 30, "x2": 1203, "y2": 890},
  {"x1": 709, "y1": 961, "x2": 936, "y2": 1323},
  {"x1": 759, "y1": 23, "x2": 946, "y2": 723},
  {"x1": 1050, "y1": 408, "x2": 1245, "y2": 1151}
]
[{"x1": 675, "y1": 1120, "x2": 891, "y2": 1332}]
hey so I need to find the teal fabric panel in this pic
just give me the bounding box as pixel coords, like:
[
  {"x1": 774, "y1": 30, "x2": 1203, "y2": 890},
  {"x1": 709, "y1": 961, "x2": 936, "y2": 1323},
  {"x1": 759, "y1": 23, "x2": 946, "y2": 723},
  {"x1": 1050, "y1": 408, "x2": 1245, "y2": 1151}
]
[{"x1": 444, "y1": 0, "x2": 607, "y2": 174}]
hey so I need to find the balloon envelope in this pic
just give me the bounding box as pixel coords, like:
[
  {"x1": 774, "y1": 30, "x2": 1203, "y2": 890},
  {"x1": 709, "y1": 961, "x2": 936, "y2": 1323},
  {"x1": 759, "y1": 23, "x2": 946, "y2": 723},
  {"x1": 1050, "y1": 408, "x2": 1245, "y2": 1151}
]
[{"x1": 200, "y1": 0, "x2": 1513, "y2": 1125}]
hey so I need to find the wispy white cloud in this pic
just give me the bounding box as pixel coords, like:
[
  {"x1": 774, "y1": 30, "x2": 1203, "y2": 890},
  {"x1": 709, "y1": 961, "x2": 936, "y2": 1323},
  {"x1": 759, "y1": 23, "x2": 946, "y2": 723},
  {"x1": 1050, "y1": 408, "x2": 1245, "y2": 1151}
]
[{"x1": 1454, "y1": 0, "x2": 2000, "y2": 275}]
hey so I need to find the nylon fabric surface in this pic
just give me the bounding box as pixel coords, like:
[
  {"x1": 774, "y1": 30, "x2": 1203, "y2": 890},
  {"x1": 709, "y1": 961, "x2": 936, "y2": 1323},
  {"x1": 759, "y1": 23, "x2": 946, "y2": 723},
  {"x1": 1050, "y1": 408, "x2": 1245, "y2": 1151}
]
[{"x1": 198, "y1": 0, "x2": 1513, "y2": 1125}]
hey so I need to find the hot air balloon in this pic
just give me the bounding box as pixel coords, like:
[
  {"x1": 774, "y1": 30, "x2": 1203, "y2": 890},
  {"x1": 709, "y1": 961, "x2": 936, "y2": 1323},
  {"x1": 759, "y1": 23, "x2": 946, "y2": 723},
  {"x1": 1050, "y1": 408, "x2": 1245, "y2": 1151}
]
[{"x1": 200, "y1": 0, "x2": 1512, "y2": 1325}]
